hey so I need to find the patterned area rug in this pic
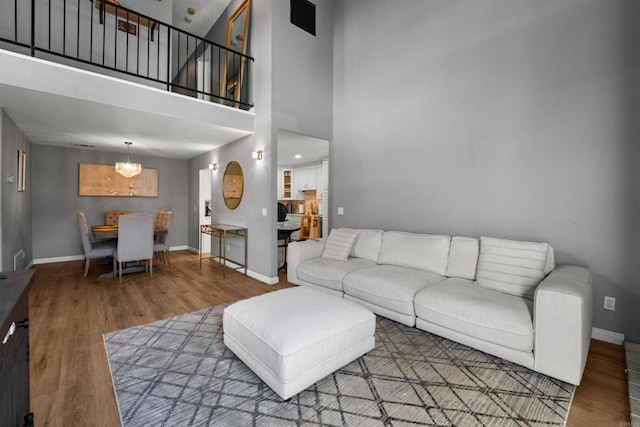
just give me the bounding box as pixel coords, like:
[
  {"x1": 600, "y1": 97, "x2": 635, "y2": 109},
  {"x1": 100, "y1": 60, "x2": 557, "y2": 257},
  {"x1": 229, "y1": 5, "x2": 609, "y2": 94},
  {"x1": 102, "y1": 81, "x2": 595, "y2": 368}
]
[{"x1": 104, "y1": 304, "x2": 575, "y2": 426}]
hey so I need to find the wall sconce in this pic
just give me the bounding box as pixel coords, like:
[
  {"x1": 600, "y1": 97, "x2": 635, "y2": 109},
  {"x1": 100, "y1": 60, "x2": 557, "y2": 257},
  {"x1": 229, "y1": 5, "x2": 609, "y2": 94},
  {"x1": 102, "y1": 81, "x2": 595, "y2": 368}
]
[
  {"x1": 209, "y1": 162, "x2": 218, "y2": 171},
  {"x1": 252, "y1": 150, "x2": 263, "y2": 160}
]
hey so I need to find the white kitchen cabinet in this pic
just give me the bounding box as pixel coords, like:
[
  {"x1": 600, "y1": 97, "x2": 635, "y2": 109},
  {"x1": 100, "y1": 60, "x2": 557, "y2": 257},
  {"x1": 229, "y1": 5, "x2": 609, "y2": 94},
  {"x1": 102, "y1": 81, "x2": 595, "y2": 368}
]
[
  {"x1": 278, "y1": 169, "x2": 294, "y2": 199},
  {"x1": 295, "y1": 165, "x2": 317, "y2": 192},
  {"x1": 323, "y1": 160, "x2": 329, "y2": 193},
  {"x1": 315, "y1": 163, "x2": 324, "y2": 193}
]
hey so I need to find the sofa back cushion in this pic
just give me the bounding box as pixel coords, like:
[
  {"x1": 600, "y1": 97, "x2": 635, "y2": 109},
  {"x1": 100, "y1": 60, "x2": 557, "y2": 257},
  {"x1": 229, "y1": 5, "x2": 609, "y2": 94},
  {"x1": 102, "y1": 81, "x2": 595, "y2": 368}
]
[
  {"x1": 475, "y1": 236, "x2": 550, "y2": 298},
  {"x1": 446, "y1": 236, "x2": 480, "y2": 280},
  {"x1": 378, "y1": 231, "x2": 450, "y2": 276},
  {"x1": 341, "y1": 229, "x2": 384, "y2": 262},
  {"x1": 321, "y1": 229, "x2": 357, "y2": 261}
]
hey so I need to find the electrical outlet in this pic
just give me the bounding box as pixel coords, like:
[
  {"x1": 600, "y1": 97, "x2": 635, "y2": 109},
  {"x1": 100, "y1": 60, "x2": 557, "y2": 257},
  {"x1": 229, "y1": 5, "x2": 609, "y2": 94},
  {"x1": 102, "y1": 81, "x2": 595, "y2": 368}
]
[
  {"x1": 337, "y1": 207, "x2": 344, "y2": 215},
  {"x1": 604, "y1": 296, "x2": 616, "y2": 311}
]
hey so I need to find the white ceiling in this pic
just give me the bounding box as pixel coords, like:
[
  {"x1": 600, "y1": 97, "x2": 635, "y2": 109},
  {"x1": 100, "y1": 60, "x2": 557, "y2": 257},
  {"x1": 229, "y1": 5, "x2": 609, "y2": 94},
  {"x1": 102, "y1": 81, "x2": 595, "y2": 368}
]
[
  {"x1": 172, "y1": 0, "x2": 231, "y2": 39},
  {"x1": 278, "y1": 129, "x2": 329, "y2": 167}
]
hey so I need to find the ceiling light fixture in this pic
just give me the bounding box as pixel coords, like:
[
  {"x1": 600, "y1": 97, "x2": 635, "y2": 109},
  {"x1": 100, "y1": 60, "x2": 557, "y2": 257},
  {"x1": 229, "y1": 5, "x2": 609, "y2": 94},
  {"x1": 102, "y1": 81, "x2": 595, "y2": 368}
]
[
  {"x1": 115, "y1": 141, "x2": 142, "y2": 178},
  {"x1": 294, "y1": 154, "x2": 302, "y2": 159}
]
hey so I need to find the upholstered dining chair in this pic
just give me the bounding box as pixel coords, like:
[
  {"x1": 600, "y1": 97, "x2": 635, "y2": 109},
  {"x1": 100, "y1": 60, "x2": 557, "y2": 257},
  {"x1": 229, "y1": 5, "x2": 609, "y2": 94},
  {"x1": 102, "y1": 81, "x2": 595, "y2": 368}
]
[
  {"x1": 113, "y1": 213, "x2": 154, "y2": 284},
  {"x1": 77, "y1": 211, "x2": 117, "y2": 277},
  {"x1": 153, "y1": 211, "x2": 174, "y2": 266}
]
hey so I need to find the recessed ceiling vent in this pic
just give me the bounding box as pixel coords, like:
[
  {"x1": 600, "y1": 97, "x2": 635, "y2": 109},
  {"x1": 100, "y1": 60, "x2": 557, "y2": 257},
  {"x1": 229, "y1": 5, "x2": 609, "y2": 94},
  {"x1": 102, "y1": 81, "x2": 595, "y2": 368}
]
[{"x1": 70, "y1": 143, "x2": 96, "y2": 148}]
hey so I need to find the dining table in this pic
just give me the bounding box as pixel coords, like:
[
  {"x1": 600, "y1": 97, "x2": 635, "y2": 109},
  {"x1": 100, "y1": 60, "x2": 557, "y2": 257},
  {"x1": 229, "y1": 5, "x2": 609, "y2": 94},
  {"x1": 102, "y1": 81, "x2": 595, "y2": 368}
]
[{"x1": 91, "y1": 224, "x2": 167, "y2": 278}]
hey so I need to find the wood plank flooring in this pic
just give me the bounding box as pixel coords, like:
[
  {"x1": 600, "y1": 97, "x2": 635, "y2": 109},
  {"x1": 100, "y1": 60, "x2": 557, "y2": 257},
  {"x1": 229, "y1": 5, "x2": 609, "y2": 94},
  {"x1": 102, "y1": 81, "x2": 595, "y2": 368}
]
[{"x1": 27, "y1": 251, "x2": 630, "y2": 426}]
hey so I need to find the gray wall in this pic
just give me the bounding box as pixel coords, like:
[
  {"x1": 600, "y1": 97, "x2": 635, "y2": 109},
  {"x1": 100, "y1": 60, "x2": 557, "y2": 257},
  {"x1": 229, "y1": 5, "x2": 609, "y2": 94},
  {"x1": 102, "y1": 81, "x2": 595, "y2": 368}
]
[
  {"x1": 0, "y1": 110, "x2": 32, "y2": 271},
  {"x1": 332, "y1": 0, "x2": 640, "y2": 340},
  {"x1": 187, "y1": 0, "x2": 335, "y2": 281},
  {"x1": 272, "y1": 0, "x2": 334, "y2": 141},
  {"x1": 31, "y1": 144, "x2": 188, "y2": 260}
]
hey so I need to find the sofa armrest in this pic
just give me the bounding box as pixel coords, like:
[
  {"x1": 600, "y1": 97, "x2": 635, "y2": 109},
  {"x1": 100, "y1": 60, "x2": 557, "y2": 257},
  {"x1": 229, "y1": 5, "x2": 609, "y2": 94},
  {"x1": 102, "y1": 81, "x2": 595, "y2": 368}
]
[
  {"x1": 286, "y1": 239, "x2": 326, "y2": 285},
  {"x1": 533, "y1": 264, "x2": 593, "y2": 385}
]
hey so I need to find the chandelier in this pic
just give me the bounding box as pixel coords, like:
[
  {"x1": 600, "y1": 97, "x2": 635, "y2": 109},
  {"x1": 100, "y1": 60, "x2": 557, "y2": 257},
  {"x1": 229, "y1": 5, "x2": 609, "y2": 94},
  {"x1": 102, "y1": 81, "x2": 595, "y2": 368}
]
[{"x1": 115, "y1": 141, "x2": 142, "y2": 178}]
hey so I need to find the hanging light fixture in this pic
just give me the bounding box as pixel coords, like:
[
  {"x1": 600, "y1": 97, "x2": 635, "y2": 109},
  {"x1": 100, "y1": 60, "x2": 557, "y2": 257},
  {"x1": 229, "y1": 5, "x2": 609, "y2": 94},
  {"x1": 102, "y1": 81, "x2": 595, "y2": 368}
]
[{"x1": 115, "y1": 141, "x2": 142, "y2": 178}]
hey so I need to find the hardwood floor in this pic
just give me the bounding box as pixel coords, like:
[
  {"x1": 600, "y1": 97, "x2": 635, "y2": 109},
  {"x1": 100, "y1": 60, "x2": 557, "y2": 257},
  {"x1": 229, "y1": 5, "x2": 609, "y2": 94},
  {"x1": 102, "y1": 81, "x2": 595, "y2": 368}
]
[{"x1": 28, "y1": 251, "x2": 630, "y2": 426}]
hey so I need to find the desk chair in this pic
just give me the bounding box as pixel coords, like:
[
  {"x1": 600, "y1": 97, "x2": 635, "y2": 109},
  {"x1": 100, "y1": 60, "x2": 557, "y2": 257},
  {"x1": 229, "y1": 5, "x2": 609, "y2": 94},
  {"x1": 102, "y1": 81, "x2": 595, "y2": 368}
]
[
  {"x1": 277, "y1": 203, "x2": 298, "y2": 271},
  {"x1": 77, "y1": 211, "x2": 116, "y2": 277},
  {"x1": 113, "y1": 213, "x2": 154, "y2": 284}
]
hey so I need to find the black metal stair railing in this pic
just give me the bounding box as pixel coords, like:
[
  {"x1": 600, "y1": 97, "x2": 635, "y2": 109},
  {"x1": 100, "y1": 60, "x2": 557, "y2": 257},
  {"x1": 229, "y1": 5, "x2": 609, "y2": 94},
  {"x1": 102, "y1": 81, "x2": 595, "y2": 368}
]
[{"x1": 0, "y1": 0, "x2": 253, "y2": 109}]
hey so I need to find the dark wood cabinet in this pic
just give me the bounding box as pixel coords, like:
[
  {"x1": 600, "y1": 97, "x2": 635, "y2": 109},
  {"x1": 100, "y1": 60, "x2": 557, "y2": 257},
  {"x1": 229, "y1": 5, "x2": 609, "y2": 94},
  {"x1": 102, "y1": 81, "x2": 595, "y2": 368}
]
[{"x1": 1, "y1": 270, "x2": 34, "y2": 427}]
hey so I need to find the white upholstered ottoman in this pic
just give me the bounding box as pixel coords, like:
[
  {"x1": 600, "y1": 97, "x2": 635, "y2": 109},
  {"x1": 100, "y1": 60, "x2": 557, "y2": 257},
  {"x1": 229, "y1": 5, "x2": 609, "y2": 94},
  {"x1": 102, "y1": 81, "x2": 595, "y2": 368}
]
[{"x1": 223, "y1": 286, "x2": 376, "y2": 400}]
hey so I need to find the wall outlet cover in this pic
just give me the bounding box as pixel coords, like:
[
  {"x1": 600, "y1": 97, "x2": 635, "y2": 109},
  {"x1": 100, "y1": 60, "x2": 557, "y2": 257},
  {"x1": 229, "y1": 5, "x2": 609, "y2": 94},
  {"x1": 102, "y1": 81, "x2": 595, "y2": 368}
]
[{"x1": 604, "y1": 296, "x2": 616, "y2": 311}]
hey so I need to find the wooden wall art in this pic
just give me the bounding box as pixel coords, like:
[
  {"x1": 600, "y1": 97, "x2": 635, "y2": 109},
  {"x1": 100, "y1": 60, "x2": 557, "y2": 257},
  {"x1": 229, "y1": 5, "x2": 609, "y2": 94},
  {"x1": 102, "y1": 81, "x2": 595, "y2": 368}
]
[{"x1": 79, "y1": 163, "x2": 158, "y2": 197}]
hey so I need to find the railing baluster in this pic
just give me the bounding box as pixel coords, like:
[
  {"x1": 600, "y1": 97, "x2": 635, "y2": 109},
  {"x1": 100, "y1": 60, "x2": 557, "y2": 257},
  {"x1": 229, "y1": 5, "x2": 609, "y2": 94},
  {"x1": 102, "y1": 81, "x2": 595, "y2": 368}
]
[
  {"x1": 15, "y1": 0, "x2": 18, "y2": 43},
  {"x1": 90, "y1": 0, "x2": 94, "y2": 62},
  {"x1": 146, "y1": 16, "x2": 150, "y2": 78},
  {"x1": 102, "y1": 0, "x2": 106, "y2": 65},
  {"x1": 113, "y1": 5, "x2": 117, "y2": 68},
  {"x1": 63, "y1": 0, "x2": 66, "y2": 55},
  {"x1": 30, "y1": 0, "x2": 34, "y2": 55},
  {"x1": 76, "y1": 0, "x2": 80, "y2": 58},
  {"x1": 48, "y1": 0, "x2": 51, "y2": 50},
  {"x1": 136, "y1": 15, "x2": 139, "y2": 74},
  {"x1": 165, "y1": 26, "x2": 169, "y2": 91},
  {"x1": 125, "y1": 10, "x2": 129, "y2": 72}
]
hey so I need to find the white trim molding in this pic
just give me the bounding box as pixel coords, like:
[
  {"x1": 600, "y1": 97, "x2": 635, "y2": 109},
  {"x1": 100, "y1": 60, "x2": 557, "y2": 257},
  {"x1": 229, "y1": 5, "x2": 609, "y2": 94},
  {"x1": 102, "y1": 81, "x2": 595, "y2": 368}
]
[
  {"x1": 591, "y1": 327, "x2": 624, "y2": 345},
  {"x1": 33, "y1": 255, "x2": 84, "y2": 264}
]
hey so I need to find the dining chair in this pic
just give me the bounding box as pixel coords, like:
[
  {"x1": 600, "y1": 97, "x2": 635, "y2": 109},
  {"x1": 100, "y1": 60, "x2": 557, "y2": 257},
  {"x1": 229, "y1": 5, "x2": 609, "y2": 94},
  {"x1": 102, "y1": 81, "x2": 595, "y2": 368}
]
[
  {"x1": 77, "y1": 211, "x2": 116, "y2": 277},
  {"x1": 154, "y1": 211, "x2": 174, "y2": 266},
  {"x1": 113, "y1": 213, "x2": 154, "y2": 284}
]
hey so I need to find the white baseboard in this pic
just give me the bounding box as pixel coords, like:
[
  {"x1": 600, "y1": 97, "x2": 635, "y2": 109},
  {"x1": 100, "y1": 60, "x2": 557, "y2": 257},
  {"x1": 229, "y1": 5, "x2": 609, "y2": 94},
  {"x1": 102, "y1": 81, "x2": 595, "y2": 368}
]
[
  {"x1": 591, "y1": 327, "x2": 624, "y2": 345},
  {"x1": 33, "y1": 255, "x2": 84, "y2": 264},
  {"x1": 33, "y1": 247, "x2": 187, "y2": 266},
  {"x1": 205, "y1": 257, "x2": 279, "y2": 285}
]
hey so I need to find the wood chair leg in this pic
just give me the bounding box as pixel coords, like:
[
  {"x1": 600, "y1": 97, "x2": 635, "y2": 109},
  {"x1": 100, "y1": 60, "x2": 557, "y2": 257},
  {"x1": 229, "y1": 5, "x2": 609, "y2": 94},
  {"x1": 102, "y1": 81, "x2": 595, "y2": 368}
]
[{"x1": 83, "y1": 259, "x2": 90, "y2": 277}]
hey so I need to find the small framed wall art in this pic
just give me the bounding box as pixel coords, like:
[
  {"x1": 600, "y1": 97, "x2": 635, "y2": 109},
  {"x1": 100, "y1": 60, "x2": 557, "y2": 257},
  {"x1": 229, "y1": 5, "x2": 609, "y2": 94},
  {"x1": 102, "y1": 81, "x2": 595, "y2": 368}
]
[{"x1": 17, "y1": 150, "x2": 26, "y2": 192}]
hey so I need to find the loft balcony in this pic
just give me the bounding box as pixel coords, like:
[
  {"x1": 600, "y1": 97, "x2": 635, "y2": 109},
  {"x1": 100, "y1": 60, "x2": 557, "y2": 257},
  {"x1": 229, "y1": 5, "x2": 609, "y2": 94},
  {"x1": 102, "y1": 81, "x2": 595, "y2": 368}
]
[{"x1": 0, "y1": 0, "x2": 254, "y2": 157}]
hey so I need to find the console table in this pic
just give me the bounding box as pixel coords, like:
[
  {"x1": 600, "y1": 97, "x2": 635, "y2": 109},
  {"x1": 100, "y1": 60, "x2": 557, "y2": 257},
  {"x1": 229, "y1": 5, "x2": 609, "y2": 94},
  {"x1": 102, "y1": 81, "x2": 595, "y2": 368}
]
[
  {"x1": 0, "y1": 270, "x2": 34, "y2": 427},
  {"x1": 200, "y1": 224, "x2": 248, "y2": 278}
]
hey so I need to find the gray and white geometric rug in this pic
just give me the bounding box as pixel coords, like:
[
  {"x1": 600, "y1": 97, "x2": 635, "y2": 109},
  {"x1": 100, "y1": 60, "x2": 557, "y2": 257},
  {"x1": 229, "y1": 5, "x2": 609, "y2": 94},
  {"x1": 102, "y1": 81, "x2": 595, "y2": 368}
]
[{"x1": 104, "y1": 304, "x2": 575, "y2": 426}]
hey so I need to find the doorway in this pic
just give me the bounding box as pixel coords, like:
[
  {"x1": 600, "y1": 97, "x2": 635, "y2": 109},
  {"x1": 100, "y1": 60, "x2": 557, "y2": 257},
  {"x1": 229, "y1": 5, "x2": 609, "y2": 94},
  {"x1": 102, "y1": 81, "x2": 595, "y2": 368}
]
[
  {"x1": 277, "y1": 129, "x2": 329, "y2": 239},
  {"x1": 199, "y1": 168, "x2": 212, "y2": 254}
]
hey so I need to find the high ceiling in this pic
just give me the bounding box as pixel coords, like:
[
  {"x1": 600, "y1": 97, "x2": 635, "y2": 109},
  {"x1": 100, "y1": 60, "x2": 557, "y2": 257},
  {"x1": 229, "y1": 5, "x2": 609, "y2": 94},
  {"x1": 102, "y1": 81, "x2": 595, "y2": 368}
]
[{"x1": 172, "y1": 0, "x2": 232, "y2": 39}]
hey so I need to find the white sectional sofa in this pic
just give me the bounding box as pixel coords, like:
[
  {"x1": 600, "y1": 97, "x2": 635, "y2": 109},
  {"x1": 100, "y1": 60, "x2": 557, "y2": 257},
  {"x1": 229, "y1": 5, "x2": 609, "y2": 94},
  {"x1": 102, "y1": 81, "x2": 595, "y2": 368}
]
[{"x1": 287, "y1": 229, "x2": 593, "y2": 385}]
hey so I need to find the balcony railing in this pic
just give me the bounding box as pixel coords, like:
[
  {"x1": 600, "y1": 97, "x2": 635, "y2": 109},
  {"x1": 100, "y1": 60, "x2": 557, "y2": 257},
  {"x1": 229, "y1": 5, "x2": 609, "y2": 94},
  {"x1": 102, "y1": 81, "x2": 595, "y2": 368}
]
[{"x1": 0, "y1": 0, "x2": 254, "y2": 109}]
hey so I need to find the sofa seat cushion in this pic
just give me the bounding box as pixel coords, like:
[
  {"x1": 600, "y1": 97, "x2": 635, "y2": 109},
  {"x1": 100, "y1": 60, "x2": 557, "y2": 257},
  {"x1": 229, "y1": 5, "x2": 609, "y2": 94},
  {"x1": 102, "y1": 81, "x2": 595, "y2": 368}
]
[
  {"x1": 297, "y1": 257, "x2": 376, "y2": 292},
  {"x1": 414, "y1": 278, "x2": 534, "y2": 352},
  {"x1": 343, "y1": 265, "x2": 445, "y2": 316}
]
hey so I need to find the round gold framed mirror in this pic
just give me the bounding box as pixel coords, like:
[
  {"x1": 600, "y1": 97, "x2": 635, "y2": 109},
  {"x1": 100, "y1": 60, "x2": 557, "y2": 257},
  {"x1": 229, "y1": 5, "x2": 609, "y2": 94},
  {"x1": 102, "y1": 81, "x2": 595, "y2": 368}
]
[{"x1": 222, "y1": 161, "x2": 244, "y2": 209}]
